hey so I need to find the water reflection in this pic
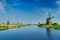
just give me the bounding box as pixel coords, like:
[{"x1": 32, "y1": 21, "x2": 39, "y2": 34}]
[
  {"x1": 0, "y1": 26, "x2": 60, "y2": 40},
  {"x1": 46, "y1": 28, "x2": 52, "y2": 40}
]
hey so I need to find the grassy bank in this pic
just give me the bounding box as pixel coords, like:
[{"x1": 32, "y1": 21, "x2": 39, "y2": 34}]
[
  {"x1": 0, "y1": 24, "x2": 31, "y2": 30},
  {"x1": 38, "y1": 24, "x2": 60, "y2": 29}
]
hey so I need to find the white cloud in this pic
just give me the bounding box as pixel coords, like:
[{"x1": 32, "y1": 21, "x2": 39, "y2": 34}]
[
  {"x1": 34, "y1": 8, "x2": 52, "y2": 16},
  {"x1": 0, "y1": 0, "x2": 6, "y2": 13},
  {"x1": 56, "y1": 1, "x2": 60, "y2": 7}
]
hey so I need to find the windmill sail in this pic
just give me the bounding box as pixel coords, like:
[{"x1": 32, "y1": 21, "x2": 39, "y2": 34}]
[{"x1": 46, "y1": 10, "x2": 54, "y2": 25}]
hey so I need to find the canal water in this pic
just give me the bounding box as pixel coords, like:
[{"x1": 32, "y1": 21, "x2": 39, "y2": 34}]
[{"x1": 0, "y1": 26, "x2": 60, "y2": 40}]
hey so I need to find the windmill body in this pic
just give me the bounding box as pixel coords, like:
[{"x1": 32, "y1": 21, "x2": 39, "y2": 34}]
[{"x1": 46, "y1": 12, "x2": 54, "y2": 25}]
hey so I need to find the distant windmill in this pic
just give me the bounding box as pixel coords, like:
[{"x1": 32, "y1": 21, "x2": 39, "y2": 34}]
[
  {"x1": 46, "y1": 11, "x2": 54, "y2": 25},
  {"x1": 17, "y1": 22, "x2": 19, "y2": 24},
  {"x1": 7, "y1": 19, "x2": 10, "y2": 25}
]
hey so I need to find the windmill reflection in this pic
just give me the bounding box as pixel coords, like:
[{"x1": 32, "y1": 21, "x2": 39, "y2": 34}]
[{"x1": 46, "y1": 28, "x2": 52, "y2": 40}]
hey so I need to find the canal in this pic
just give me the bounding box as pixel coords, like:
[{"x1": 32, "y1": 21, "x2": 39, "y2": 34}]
[{"x1": 0, "y1": 26, "x2": 60, "y2": 40}]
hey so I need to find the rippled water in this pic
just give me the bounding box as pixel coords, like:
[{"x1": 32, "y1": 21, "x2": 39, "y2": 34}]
[{"x1": 0, "y1": 26, "x2": 60, "y2": 40}]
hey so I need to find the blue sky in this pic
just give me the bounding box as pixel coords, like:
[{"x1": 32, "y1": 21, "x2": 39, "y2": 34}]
[{"x1": 0, "y1": 0, "x2": 60, "y2": 24}]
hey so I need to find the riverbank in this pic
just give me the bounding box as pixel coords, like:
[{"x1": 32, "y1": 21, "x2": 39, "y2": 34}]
[
  {"x1": 0, "y1": 24, "x2": 31, "y2": 30},
  {"x1": 38, "y1": 24, "x2": 60, "y2": 29}
]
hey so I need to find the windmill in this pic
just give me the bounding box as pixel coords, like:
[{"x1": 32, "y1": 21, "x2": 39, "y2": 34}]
[
  {"x1": 7, "y1": 19, "x2": 10, "y2": 25},
  {"x1": 46, "y1": 11, "x2": 54, "y2": 25}
]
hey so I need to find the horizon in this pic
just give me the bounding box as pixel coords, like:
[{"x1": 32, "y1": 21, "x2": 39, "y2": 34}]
[{"x1": 0, "y1": 0, "x2": 60, "y2": 24}]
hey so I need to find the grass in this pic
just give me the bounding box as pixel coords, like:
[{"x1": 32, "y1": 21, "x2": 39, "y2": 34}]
[
  {"x1": 38, "y1": 24, "x2": 60, "y2": 29},
  {"x1": 0, "y1": 24, "x2": 31, "y2": 31}
]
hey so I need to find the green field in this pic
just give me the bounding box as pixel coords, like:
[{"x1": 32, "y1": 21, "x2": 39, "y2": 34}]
[
  {"x1": 38, "y1": 24, "x2": 60, "y2": 29},
  {"x1": 0, "y1": 24, "x2": 31, "y2": 31}
]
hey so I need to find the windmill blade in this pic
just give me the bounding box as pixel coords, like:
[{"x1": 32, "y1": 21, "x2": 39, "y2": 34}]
[
  {"x1": 48, "y1": 8, "x2": 55, "y2": 19},
  {"x1": 49, "y1": 12, "x2": 51, "y2": 18}
]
